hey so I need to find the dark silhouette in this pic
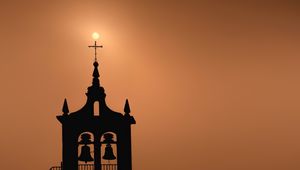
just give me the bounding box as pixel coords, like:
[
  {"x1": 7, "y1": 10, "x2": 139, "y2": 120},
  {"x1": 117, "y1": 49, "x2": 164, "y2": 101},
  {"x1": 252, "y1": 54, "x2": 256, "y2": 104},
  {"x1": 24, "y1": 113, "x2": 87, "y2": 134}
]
[{"x1": 50, "y1": 41, "x2": 136, "y2": 170}]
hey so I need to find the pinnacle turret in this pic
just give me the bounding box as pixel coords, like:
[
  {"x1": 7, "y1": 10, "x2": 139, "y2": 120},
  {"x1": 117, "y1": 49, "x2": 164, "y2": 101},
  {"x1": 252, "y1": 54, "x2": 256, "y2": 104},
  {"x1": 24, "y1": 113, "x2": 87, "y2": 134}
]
[
  {"x1": 62, "y1": 98, "x2": 69, "y2": 115},
  {"x1": 124, "y1": 99, "x2": 131, "y2": 115}
]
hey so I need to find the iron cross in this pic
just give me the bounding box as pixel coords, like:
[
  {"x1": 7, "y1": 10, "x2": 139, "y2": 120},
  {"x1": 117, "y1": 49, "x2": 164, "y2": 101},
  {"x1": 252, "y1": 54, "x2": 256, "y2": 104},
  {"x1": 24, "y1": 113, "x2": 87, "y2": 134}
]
[{"x1": 88, "y1": 41, "x2": 103, "y2": 61}]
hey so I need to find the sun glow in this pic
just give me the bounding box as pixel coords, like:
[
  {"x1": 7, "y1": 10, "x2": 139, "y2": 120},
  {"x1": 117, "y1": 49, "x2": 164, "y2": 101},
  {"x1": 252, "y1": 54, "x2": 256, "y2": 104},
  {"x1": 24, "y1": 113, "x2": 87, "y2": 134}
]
[{"x1": 92, "y1": 32, "x2": 100, "y2": 40}]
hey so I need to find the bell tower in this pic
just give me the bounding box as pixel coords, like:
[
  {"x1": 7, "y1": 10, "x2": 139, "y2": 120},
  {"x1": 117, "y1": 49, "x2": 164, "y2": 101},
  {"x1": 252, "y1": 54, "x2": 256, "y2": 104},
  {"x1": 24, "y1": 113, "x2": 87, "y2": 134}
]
[{"x1": 54, "y1": 36, "x2": 136, "y2": 170}]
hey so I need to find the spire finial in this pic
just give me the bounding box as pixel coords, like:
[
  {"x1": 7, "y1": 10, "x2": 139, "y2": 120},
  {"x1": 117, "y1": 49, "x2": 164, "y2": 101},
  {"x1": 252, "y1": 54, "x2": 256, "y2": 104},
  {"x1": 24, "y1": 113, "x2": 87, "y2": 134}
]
[
  {"x1": 88, "y1": 32, "x2": 102, "y2": 87},
  {"x1": 62, "y1": 98, "x2": 69, "y2": 115},
  {"x1": 92, "y1": 61, "x2": 100, "y2": 87},
  {"x1": 124, "y1": 99, "x2": 131, "y2": 115},
  {"x1": 88, "y1": 32, "x2": 103, "y2": 61}
]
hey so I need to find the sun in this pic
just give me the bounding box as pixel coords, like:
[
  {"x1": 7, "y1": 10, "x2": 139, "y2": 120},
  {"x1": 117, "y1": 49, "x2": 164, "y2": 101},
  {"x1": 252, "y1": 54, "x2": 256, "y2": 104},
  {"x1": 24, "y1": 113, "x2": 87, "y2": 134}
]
[{"x1": 92, "y1": 32, "x2": 100, "y2": 40}]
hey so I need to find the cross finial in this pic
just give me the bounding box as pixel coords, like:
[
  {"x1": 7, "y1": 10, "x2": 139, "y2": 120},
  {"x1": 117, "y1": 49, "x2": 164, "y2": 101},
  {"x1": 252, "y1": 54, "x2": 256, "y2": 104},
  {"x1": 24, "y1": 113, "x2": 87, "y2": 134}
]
[{"x1": 88, "y1": 32, "x2": 103, "y2": 61}]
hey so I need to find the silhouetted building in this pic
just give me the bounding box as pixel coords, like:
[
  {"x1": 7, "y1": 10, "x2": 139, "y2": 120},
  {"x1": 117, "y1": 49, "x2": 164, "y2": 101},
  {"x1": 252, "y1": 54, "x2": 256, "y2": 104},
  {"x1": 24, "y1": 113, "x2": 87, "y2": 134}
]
[{"x1": 50, "y1": 41, "x2": 136, "y2": 170}]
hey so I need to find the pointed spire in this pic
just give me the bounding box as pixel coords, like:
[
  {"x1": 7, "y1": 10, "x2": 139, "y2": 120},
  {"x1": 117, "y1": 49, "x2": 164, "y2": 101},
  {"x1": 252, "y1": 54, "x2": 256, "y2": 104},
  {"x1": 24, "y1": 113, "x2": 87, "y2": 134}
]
[
  {"x1": 62, "y1": 98, "x2": 69, "y2": 115},
  {"x1": 124, "y1": 99, "x2": 131, "y2": 115},
  {"x1": 88, "y1": 37, "x2": 102, "y2": 87},
  {"x1": 92, "y1": 61, "x2": 100, "y2": 87}
]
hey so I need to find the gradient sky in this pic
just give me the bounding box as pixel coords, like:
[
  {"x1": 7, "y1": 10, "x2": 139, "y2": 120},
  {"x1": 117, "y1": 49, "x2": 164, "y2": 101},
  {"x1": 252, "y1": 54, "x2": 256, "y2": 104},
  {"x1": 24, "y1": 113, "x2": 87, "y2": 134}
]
[{"x1": 0, "y1": 1, "x2": 300, "y2": 170}]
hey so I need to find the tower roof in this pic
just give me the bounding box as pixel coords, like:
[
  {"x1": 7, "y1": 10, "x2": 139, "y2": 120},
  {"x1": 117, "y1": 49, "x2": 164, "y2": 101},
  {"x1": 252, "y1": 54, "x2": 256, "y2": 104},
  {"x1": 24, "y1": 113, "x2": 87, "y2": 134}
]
[{"x1": 57, "y1": 41, "x2": 136, "y2": 126}]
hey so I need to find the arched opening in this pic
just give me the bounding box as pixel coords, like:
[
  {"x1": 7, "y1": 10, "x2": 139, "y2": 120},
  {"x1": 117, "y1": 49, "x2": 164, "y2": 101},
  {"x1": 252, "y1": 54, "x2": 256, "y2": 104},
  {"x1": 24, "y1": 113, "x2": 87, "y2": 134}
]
[
  {"x1": 94, "y1": 101, "x2": 100, "y2": 116},
  {"x1": 100, "y1": 132, "x2": 118, "y2": 170},
  {"x1": 77, "y1": 132, "x2": 94, "y2": 169}
]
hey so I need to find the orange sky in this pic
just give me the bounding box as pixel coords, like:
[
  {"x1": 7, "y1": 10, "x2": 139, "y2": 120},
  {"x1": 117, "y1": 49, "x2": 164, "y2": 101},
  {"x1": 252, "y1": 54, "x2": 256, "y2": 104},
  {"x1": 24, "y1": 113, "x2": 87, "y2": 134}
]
[{"x1": 0, "y1": 1, "x2": 300, "y2": 170}]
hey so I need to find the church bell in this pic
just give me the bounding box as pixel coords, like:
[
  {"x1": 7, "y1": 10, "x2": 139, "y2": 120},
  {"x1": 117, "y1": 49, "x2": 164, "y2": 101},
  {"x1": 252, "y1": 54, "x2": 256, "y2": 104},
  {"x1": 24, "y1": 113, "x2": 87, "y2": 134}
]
[
  {"x1": 102, "y1": 144, "x2": 116, "y2": 160},
  {"x1": 78, "y1": 145, "x2": 94, "y2": 163},
  {"x1": 78, "y1": 133, "x2": 94, "y2": 163}
]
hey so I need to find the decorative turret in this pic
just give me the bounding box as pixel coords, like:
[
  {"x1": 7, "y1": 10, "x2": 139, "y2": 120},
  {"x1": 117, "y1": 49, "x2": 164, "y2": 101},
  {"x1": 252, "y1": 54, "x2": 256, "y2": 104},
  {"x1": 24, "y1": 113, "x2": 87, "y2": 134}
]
[{"x1": 124, "y1": 99, "x2": 136, "y2": 124}]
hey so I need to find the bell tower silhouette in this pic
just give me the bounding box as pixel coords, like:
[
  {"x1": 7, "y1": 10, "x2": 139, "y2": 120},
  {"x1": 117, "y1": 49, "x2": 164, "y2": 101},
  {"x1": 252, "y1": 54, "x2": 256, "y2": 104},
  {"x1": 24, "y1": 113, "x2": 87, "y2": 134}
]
[{"x1": 54, "y1": 38, "x2": 136, "y2": 170}]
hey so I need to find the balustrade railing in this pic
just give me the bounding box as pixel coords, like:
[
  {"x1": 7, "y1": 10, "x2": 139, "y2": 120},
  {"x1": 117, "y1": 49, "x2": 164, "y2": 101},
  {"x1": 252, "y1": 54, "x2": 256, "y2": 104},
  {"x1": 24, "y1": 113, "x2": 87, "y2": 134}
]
[
  {"x1": 49, "y1": 163, "x2": 117, "y2": 170},
  {"x1": 101, "y1": 164, "x2": 117, "y2": 170}
]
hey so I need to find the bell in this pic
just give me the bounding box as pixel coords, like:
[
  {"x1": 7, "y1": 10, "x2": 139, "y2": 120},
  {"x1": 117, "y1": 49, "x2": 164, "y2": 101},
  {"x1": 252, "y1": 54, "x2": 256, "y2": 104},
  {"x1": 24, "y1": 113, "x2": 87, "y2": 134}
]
[
  {"x1": 78, "y1": 145, "x2": 94, "y2": 163},
  {"x1": 102, "y1": 144, "x2": 116, "y2": 160}
]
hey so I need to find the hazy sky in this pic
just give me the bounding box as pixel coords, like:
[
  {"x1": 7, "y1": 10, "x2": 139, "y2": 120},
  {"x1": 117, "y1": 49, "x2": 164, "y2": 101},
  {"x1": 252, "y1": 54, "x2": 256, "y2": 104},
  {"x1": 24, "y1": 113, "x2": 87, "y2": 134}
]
[{"x1": 0, "y1": 1, "x2": 300, "y2": 170}]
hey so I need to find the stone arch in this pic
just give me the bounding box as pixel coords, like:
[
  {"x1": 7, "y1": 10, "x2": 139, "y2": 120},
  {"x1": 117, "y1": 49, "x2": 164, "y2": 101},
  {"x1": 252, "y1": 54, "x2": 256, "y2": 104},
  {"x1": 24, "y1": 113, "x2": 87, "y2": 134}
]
[
  {"x1": 77, "y1": 132, "x2": 95, "y2": 165},
  {"x1": 100, "y1": 132, "x2": 118, "y2": 165}
]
